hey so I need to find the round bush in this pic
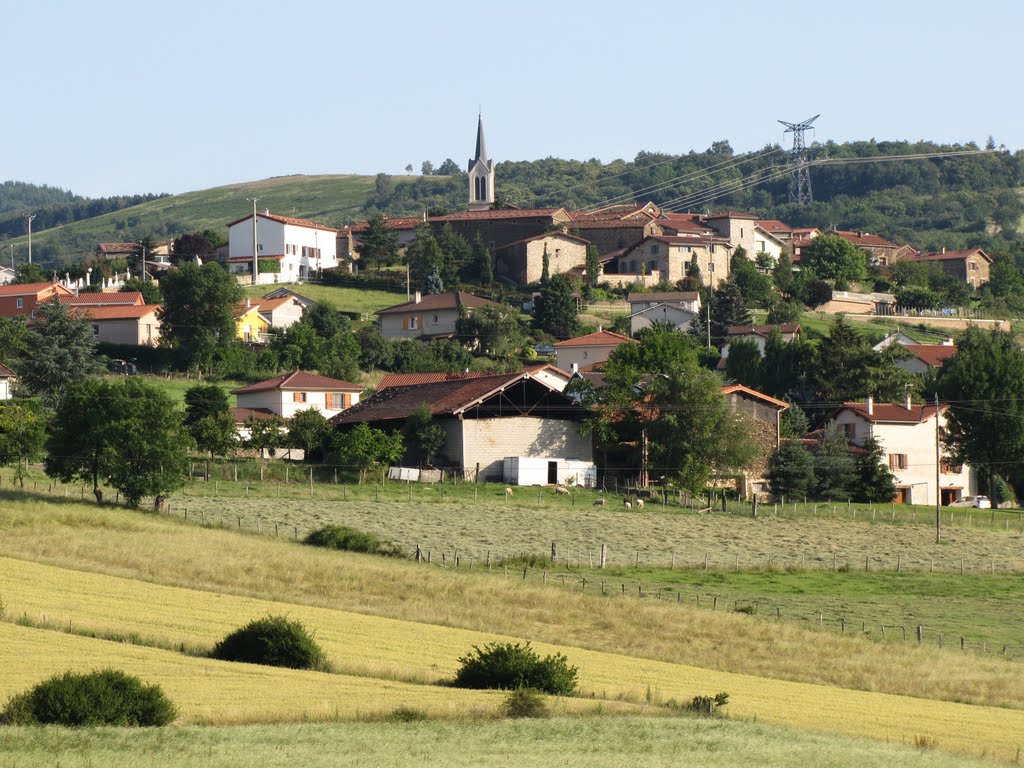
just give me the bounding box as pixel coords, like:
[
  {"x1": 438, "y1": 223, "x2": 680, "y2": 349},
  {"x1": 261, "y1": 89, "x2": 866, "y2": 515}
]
[
  {"x1": 211, "y1": 615, "x2": 328, "y2": 671},
  {"x1": 0, "y1": 669, "x2": 176, "y2": 726},
  {"x1": 303, "y1": 525, "x2": 403, "y2": 557},
  {"x1": 502, "y1": 688, "x2": 549, "y2": 719},
  {"x1": 453, "y1": 642, "x2": 577, "y2": 695}
]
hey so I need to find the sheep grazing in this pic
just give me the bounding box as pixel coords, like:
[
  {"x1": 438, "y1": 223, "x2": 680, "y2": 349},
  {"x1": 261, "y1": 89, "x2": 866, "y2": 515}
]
[
  {"x1": 593, "y1": 498, "x2": 606, "y2": 507},
  {"x1": 636, "y1": 498, "x2": 645, "y2": 509},
  {"x1": 504, "y1": 487, "x2": 514, "y2": 497},
  {"x1": 554, "y1": 486, "x2": 570, "y2": 495},
  {"x1": 624, "y1": 500, "x2": 632, "y2": 510}
]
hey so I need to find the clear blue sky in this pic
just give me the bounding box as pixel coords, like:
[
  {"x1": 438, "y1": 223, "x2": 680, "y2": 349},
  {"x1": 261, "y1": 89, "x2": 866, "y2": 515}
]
[{"x1": 6, "y1": 0, "x2": 1022, "y2": 198}]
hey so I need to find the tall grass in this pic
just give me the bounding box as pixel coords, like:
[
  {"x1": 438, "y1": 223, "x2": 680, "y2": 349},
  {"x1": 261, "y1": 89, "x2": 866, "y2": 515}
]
[{"x1": 0, "y1": 718, "x2": 996, "y2": 768}]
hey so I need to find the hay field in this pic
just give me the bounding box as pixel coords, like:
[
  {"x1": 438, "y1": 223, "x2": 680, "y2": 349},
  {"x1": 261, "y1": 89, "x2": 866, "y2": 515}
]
[
  {"x1": 2, "y1": 496, "x2": 1022, "y2": 714},
  {"x1": 3, "y1": 557, "x2": 1024, "y2": 761},
  {"x1": 172, "y1": 491, "x2": 1024, "y2": 574},
  {"x1": 0, "y1": 719, "x2": 994, "y2": 768}
]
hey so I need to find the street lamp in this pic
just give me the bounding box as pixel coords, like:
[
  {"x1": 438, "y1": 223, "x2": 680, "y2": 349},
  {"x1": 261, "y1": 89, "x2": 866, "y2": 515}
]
[
  {"x1": 246, "y1": 197, "x2": 260, "y2": 285},
  {"x1": 25, "y1": 214, "x2": 36, "y2": 265}
]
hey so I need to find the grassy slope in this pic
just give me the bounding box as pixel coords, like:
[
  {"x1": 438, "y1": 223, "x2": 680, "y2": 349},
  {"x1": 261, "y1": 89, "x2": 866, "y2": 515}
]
[
  {"x1": 240, "y1": 283, "x2": 407, "y2": 316},
  {"x1": 106, "y1": 375, "x2": 246, "y2": 407},
  {"x1": 2, "y1": 493, "x2": 1022, "y2": 715},
  {"x1": 0, "y1": 719, "x2": 993, "y2": 768},
  {"x1": 2, "y1": 556, "x2": 1023, "y2": 761},
  {"x1": 4, "y1": 174, "x2": 380, "y2": 252}
]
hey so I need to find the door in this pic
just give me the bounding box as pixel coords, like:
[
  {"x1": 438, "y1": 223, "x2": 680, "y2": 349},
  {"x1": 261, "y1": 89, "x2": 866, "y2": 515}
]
[
  {"x1": 547, "y1": 461, "x2": 558, "y2": 485},
  {"x1": 941, "y1": 488, "x2": 962, "y2": 506},
  {"x1": 893, "y1": 487, "x2": 909, "y2": 504}
]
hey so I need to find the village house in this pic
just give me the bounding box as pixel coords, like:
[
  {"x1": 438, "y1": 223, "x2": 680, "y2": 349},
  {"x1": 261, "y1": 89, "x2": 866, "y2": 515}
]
[
  {"x1": 704, "y1": 212, "x2": 759, "y2": 256},
  {"x1": 376, "y1": 290, "x2": 499, "y2": 340},
  {"x1": 721, "y1": 384, "x2": 789, "y2": 499},
  {"x1": 233, "y1": 299, "x2": 269, "y2": 342},
  {"x1": 0, "y1": 362, "x2": 15, "y2": 399},
  {"x1": 895, "y1": 341, "x2": 958, "y2": 375},
  {"x1": 332, "y1": 371, "x2": 594, "y2": 484},
  {"x1": 375, "y1": 363, "x2": 573, "y2": 393},
  {"x1": 829, "y1": 230, "x2": 901, "y2": 266},
  {"x1": 429, "y1": 207, "x2": 572, "y2": 253},
  {"x1": 260, "y1": 287, "x2": 317, "y2": 311},
  {"x1": 617, "y1": 234, "x2": 732, "y2": 287},
  {"x1": 0, "y1": 267, "x2": 15, "y2": 286},
  {"x1": 626, "y1": 291, "x2": 701, "y2": 334},
  {"x1": 226, "y1": 211, "x2": 339, "y2": 284},
  {"x1": 232, "y1": 371, "x2": 363, "y2": 422},
  {"x1": 94, "y1": 242, "x2": 138, "y2": 262},
  {"x1": 755, "y1": 219, "x2": 793, "y2": 242},
  {"x1": 70, "y1": 304, "x2": 161, "y2": 346},
  {"x1": 719, "y1": 324, "x2": 801, "y2": 366},
  {"x1": 255, "y1": 295, "x2": 306, "y2": 329},
  {"x1": 493, "y1": 231, "x2": 590, "y2": 285},
  {"x1": 554, "y1": 329, "x2": 636, "y2": 373},
  {"x1": 752, "y1": 224, "x2": 786, "y2": 263},
  {"x1": 903, "y1": 248, "x2": 992, "y2": 289},
  {"x1": 0, "y1": 282, "x2": 73, "y2": 318},
  {"x1": 59, "y1": 291, "x2": 144, "y2": 308},
  {"x1": 833, "y1": 397, "x2": 977, "y2": 506},
  {"x1": 566, "y1": 215, "x2": 662, "y2": 256},
  {"x1": 340, "y1": 216, "x2": 422, "y2": 268}
]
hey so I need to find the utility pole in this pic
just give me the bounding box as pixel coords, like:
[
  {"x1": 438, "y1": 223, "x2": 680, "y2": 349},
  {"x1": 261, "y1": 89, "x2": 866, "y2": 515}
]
[
  {"x1": 9, "y1": 244, "x2": 13, "y2": 270},
  {"x1": 140, "y1": 244, "x2": 146, "y2": 281},
  {"x1": 934, "y1": 392, "x2": 941, "y2": 544},
  {"x1": 778, "y1": 115, "x2": 819, "y2": 204},
  {"x1": 247, "y1": 197, "x2": 260, "y2": 285},
  {"x1": 706, "y1": 302, "x2": 711, "y2": 351},
  {"x1": 25, "y1": 214, "x2": 36, "y2": 265}
]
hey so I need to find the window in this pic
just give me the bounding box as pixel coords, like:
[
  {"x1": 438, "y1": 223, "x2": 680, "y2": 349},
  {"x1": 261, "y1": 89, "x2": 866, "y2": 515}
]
[
  {"x1": 709, "y1": 262, "x2": 715, "y2": 273},
  {"x1": 583, "y1": 351, "x2": 589, "y2": 359},
  {"x1": 651, "y1": 245, "x2": 659, "y2": 255},
  {"x1": 15, "y1": 298, "x2": 23, "y2": 309},
  {"x1": 888, "y1": 454, "x2": 908, "y2": 470},
  {"x1": 403, "y1": 316, "x2": 419, "y2": 330},
  {"x1": 431, "y1": 313, "x2": 439, "y2": 324},
  {"x1": 293, "y1": 392, "x2": 307, "y2": 403},
  {"x1": 92, "y1": 324, "x2": 100, "y2": 337},
  {"x1": 969, "y1": 261, "x2": 977, "y2": 270},
  {"x1": 842, "y1": 423, "x2": 856, "y2": 439},
  {"x1": 941, "y1": 460, "x2": 963, "y2": 474},
  {"x1": 740, "y1": 227, "x2": 745, "y2": 238}
]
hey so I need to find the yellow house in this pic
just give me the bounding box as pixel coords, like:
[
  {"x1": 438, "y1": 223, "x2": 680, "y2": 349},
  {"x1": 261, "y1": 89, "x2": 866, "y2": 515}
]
[{"x1": 233, "y1": 300, "x2": 269, "y2": 342}]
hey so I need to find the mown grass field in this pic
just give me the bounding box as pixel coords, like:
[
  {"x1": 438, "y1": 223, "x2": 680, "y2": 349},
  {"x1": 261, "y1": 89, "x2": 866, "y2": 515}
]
[
  {"x1": 2, "y1": 493, "x2": 1024, "y2": 714},
  {"x1": 0, "y1": 719, "x2": 996, "y2": 768},
  {"x1": 108, "y1": 375, "x2": 246, "y2": 407},
  {"x1": 240, "y1": 282, "x2": 407, "y2": 318},
  {"x1": 167, "y1": 480, "x2": 1024, "y2": 575},
  {"x1": 2, "y1": 555, "x2": 1023, "y2": 760}
]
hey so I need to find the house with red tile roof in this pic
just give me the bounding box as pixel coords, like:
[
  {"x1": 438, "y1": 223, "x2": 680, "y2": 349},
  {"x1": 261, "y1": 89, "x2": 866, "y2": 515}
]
[
  {"x1": 332, "y1": 371, "x2": 593, "y2": 483},
  {"x1": 895, "y1": 342, "x2": 958, "y2": 375},
  {"x1": 566, "y1": 215, "x2": 662, "y2": 256},
  {"x1": 95, "y1": 242, "x2": 139, "y2": 261},
  {"x1": 617, "y1": 234, "x2": 732, "y2": 287},
  {"x1": 376, "y1": 290, "x2": 499, "y2": 340},
  {"x1": 255, "y1": 294, "x2": 306, "y2": 329},
  {"x1": 554, "y1": 329, "x2": 637, "y2": 373},
  {"x1": 227, "y1": 210, "x2": 339, "y2": 285},
  {"x1": 627, "y1": 291, "x2": 701, "y2": 335},
  {"x1": 902, "y1": 248, "x2": 991, "y2": 289},
  {"x1": 493, "y1": 231, "x2": 590, "y2": 284},
  {"x1": 59, "y1": 292, "x2": 145, "y2": 307},
  {"x1": 833, "y1": 397, "x2": 977, "y2": 505},
  {"x1": 68, "y1": 304, "x2": 161, "y2": 346},
  {"x1": 376, "y1": 364, "x2": 572, "y2": 393},
  {"x1": 0, "y1": 282, "x2": 74, "y2": 318},
  {"x1": 232, "y1": 371, "x2": 363, "y2": 422},
  {"x1": 719, "y1": 324, "x2": 801, "y2": 367}
]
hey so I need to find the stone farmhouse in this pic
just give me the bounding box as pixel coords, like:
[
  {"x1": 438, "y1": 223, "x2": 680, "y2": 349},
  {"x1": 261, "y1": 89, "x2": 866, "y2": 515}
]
[
  {"x1": 332, "y1": 371, "x2": 593, "y2": 483},
  {"x1": 902, "y1": 248, "x2": 992, "y2": 289},
  {"x1": 617, "y1": 234, "x2": 732, "y2": 287},
  {"x1": 493, "y1": 231, "x2": 590, "y2": 285},
  {"x1": 833, "y1": 397, "x2": 977, "y2": 506}
]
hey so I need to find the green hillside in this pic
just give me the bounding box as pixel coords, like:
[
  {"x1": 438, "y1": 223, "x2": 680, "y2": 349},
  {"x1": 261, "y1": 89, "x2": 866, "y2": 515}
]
[{"x1": 6, "y1": 174, "x2": 381, "y2": 267}]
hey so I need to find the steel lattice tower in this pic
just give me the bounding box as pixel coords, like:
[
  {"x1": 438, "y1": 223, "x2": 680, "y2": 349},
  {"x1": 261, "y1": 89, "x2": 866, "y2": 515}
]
[{"x1": 779, "y1": 115, "x2": 819, "y2": 204}]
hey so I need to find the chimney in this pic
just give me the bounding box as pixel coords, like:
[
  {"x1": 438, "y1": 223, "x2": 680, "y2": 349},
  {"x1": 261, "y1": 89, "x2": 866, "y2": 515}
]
[
  {"x1": 246, "y1": 298, "x2": 251, "y2": 309},
  {"x1": 905, "y1": 393, "x2": 913, "y2": 411},
  {"x1": 866, "y1": 396, "x2": 873, "y2": 416},
  {"x1": 942, "y1": 337, "x2": 955, "y2": 346},
  {"x1": 570, "y1": 363, "x2": 579, "y2": 375},
  {"x1": 264, "y1": 208, "x2": 269, "y2": 216},
  {"x1": 941, "y1": 246, "x2": 946, "y2": 254},
  {"x1": 597, "y1": 325, "x2": 603, "y2": 333},
  {"x1": 414, "y1": 291, "x2": 422, "y2": 304}
]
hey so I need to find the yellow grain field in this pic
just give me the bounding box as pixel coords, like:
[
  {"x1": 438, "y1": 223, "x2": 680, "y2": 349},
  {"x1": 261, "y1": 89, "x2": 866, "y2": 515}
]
[{"x1": 2, "y1": 556, "x2": 1022, "y2": 761}]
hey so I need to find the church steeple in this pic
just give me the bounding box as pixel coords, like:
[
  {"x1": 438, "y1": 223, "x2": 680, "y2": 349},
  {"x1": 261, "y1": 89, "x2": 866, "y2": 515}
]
[{"x1": 467, "y1": 113, "x2": 495, "y2": 211}]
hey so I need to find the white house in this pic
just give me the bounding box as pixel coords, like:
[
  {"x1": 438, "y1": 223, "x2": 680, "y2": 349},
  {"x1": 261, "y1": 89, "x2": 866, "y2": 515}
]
[
  {"x1": 231, "y1": 371, "x2": 364, "y2": 421},
  {"x1": 627, "y1": 291, "x2": 701, "y2": 335},
  {"x1": 0, "y1": 362, "x2": 15, "y2": 399},
  {"x1": 719, "y1": 324, "x2": 801, "y2": 366},
  {"x1": 553, "y1": 329, "x2": 637, "y2": 373},
  {"x1": 833, "y1": 397, "x2": 978, "y2": 506},
  {"x1": 752, "y1": 225, "x2": 786, "y2": 263},
  {"x1": 227, "y1": 211, "x2": 339, "y2": 285}
]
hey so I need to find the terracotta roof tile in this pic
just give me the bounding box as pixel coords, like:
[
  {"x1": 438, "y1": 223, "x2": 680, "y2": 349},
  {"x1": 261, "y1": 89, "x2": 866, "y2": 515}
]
[
  {"x1": 376, "y1": 364, "x2": 569, "y2": 391},
  {"x1": 59, "y1": 292, "x2": 145, "y2": 306},
  {"x1": 756, "y1": 220, "x2": 792, "y2": 233},
  {"x1": 377, "y1": 291, "x2": 499, "y2": 315},
  {"x1": 431, "y1": 207, "x2": 566, "y2": 222},
  {"x1": 705, "y1": 211, "x2": 757, "y2": 220},
  {"x1": 839, "y1": 402, "x2": 944, "y2": 423},
  {"x1": 68, "y1": 304, "x2": 161, "y2": 320},
  {"x1": 907, "y1": 249, "x2": 991, "y2": 263},
  {"x1": 554, "y1": 330, "x2": 636, "y2": 348},
  {"x1": 720, "y1": 384, "x2": 790, "y2": 410},
  {"x1": 0, "y1": 362, "x2": 15, "y2": 377},
  {"x1": 727, "y1": 324, "x2": 801, "y2": 337},
  {"x1": 226, "y1": 212, "x2": 339, "y2": 233},
  {"x1": 568, "y1": 218, "x2": 657, "y2": 230},
  {"x1": 831, "y1": 230, "x2": 897, "y2": 248},
  {"x1": 96, "y1": 242, "x2": 138, "y2": 253},
  {"x1": 903, "y1": 344, "x2": 957, "y2": 367},
  {"x1": 0, "y1": 282, "x2": 70, "y2": 297},
  {"x1": 345, "y1": 216, "x2": 423, "y2": 233},
  {"x1": 232, "y1": 407, "x2": 278, "y2": 423},
  {"x1": 628, "y1": 292, "x2": 700, "y2": 303},
  {"x1": 232, "y1": 371, "x2": 363, "y2": 394},
  {"x1": 495, "y1": 231, "x2": 591, "y2": 249}
]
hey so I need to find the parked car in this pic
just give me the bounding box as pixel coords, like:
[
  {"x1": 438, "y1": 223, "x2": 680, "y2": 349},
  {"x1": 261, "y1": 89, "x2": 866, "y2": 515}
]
[
  {"x1": 109, "y1": 359, "x2": 137, "y2": 375},
  {"x1": 949, "y1": 495, "x2": 991, "y2": 509}
]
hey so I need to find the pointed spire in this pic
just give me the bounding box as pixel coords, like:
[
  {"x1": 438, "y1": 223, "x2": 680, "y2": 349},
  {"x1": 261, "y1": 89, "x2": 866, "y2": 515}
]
[{"x1": 474, "y1": 113, "x2": 488, "y2": 164}]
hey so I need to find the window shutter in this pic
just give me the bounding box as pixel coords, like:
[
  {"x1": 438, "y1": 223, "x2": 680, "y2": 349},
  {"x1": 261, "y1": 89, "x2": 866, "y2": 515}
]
[
  {"x1": 343, "y1": 392, "x2": 351, "y2": 408},
  {"x1": 293, "y1": 392, "x2": 303, "y2": 403},
  {"x1": 403, "y1": 317, "x2": 409, "y2": 330},
  {"x1": 325, "y1": 393, "x2": 334, "y2": 410}
]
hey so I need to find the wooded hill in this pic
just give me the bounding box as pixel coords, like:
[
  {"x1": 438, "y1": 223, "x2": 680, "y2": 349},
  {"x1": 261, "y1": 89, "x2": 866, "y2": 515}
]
[{"x1": 2, "y1": 139, "x2": 1023, "y2": 269}]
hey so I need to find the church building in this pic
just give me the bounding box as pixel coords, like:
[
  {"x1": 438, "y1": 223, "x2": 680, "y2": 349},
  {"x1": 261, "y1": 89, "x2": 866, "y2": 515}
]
[{"x1": 467, "y1": 114, "x2": 495, "y2": 211}]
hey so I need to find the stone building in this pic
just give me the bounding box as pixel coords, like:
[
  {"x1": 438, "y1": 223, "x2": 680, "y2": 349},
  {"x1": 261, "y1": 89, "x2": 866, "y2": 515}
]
[{"x1": 493, "y1": 231, "x2": 590, "y2": 284}]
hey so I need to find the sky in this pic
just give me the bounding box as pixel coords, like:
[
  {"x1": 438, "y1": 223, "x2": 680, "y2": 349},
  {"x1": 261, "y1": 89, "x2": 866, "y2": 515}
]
[{"x1": 5, "y1": 0, "x2": 1023, "y2": 198}]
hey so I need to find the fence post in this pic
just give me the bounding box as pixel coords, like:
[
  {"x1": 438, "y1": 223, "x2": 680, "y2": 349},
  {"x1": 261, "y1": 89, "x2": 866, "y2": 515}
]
[
  {"x1": 600, "y1": 543, "x2": 607, "y2": 569},
  {"x1": 551, "y1": 542, "x2": 558, "y2": 564},
  {"x1": 917, "y1": 625, "x2": 923, "y2": 644}
]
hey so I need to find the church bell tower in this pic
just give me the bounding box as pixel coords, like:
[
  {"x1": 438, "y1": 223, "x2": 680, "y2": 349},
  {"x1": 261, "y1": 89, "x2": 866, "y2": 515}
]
[{"x1": 467, "y1": 114, "x2": 495, "y2": 211}]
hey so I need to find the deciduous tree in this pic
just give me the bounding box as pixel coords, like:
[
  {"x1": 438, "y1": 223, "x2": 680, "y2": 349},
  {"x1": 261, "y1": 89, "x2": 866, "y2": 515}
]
[
  {"x1": 17, "y1": 299, "x2": 104, "y2": 407},
  {"x1": 159, "y1": 262, "x2": 243, "y2": 373}
]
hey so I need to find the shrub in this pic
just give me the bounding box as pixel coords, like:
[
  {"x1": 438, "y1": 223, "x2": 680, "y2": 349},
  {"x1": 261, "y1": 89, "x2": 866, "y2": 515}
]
[
  {"x1": 0, "y1": 669, "x2": 176, "y2": 726},
  {"x1": 453, "y1": 642, "x2": 577, "y2": 695},
  {"x1": 303, "y1": 525, "x2": 403, "y2": 557},
  {"x1": 211, "y1": 615, "x2": 328, "y2": 671},
  {"x1": 386, "y1": 706, "x2": 428, "y2": 723},
  {"x1": 502, "y1": 688, "x2": 549, "y2": 719},
  {"x1": 686, "y1": 692, "x2": 730, "y2": 716}
]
